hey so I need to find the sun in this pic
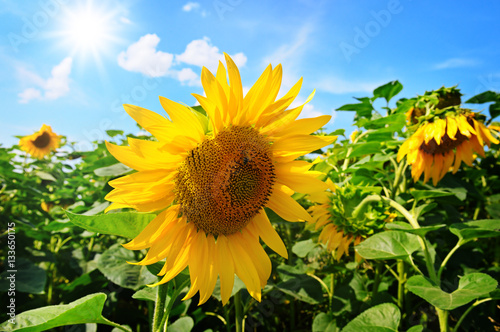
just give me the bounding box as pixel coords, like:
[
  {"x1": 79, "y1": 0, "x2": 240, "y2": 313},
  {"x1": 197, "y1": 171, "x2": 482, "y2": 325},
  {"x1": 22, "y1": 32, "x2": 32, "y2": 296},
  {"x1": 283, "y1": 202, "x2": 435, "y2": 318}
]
[{"x1": 56, "y1": 1, "x2": 121, "y2": 65}]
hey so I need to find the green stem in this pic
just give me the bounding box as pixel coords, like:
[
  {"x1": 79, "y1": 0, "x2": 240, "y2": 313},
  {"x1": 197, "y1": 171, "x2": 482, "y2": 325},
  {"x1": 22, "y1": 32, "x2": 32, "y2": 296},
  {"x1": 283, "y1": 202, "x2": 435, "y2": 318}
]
[
  {"x1": 452, "y1": 298, "x2": 492, "y2": 332},
  {"x1": 152, "y1": 283, "x2": 169, "y2": 332},
  {"x1": 234, "y1": 289, "x2": 243, "y2": 332},
  {"x1": 436, "y1": 308, "x2": 449, "y2": 332},
  {"x1": 397, "y1": 260, "x2": 405, "y2": 310},
  {"x1": 372, "y1": 263, "x2": 381, "y2": 298},
  {"x1": 329, "y1": 273, "x2": 334, "y2": 312},
  {"x1": 223, "y1": 305, "x2": 232, "y2": 332},
  {"x1": 437, "y1": 240, "x2": 465, "y2": 281}
]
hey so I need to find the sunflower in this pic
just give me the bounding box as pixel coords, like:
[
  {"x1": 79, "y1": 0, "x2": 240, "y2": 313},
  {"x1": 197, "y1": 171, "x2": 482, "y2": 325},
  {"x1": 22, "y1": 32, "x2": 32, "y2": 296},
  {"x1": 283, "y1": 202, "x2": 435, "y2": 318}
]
[
  {"x1": 19, "y1": 124, "x2": 61, "y2": 159},
  {"x1": 105, "y1": 54, "x2": 336, "y2": 305},
  {"x1": 308, "y1": 183, "x2": 394, "y2": 261},
  {"x1": 398, "y1": 110, "x2": 499, "y2": 185}
]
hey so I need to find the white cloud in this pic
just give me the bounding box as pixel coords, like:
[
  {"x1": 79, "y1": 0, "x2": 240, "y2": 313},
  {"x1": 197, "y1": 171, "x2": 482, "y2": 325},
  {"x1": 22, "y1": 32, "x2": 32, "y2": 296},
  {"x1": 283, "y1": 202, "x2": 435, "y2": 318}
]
[
  {"x1": 117, "y1": 34, "x2": 174, "y2": 77},
  {"x1": 117, "y1": 35, "x2": 246, "y2": 86},
  {"x1": 433, "y1": 58, "x2": 479, "y2": 70},
  {"x1": 120, "y1": 17, "x2": 132, "y2": 24},
  {"x1": 172, "y1": 68, "x2": 200, "y2": 86},
  {"x1": 182, "y1": 2, "x2": 200, "y2": 11},
  {"x1": 176, "y1": 37, "x2": 247, "y2": 72},
  {"x1": 18, "y1": 57, "x2": 73, "y2": 104},
  {"x1": 18, "y1": 88, "x2": 42, "y2": 104},
  {"x1": 316, "y1": 77, "x2": 383, "y2": 94}
]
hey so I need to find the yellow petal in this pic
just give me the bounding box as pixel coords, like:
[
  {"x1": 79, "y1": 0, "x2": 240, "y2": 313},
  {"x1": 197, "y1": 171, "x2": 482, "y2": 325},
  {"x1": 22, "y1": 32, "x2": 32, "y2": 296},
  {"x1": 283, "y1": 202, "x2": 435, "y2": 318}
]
[
  {"x1": 159, "y1": 97, "x2": 205, "y2": 141},
  {"x1": 123, "y1": 205, "x2": 179, "y2": 250},
  {"x1": 267, "y1": 185, "x2": 312, "y2": 222},
  {"x1": 216, "y1": 235, "x2": 235, "y2": 305},
  {"x1": 249, "y1": 210, "x2": 288, "y2": 259}
]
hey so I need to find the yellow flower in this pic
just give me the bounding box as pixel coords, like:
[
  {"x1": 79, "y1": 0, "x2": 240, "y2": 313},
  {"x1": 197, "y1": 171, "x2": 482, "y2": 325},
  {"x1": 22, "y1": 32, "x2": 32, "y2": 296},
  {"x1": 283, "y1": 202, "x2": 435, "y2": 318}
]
[
  {"x1": 19, "y1": 124, "x2": 61, "y2": 159},
  {"x1": 105, "y1": 54, "x2": 336, "y2": 305},
  {"x1": 398, "y1": 111, "x2": 499, "y2": 185},
  {"x1": 308, "y1": 183, "x2": 392, "y2": 262}
]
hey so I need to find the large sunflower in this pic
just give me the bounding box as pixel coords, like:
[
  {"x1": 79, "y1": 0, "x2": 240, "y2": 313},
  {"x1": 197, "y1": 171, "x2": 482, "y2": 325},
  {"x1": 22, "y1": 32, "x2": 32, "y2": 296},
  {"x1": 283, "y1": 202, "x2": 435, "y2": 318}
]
[
  {"x1": 19, "y1": 124, "x2": 61, "y2": 159},
  {"x1": 105, "y1": 54, "x2": 336, "y2": 305},
  {"x1": 308, "y1": 183, "x2": 395, "y2": 261},
  {"x1": 398, "y1": 110, "x2": 499, "y2": 185}
]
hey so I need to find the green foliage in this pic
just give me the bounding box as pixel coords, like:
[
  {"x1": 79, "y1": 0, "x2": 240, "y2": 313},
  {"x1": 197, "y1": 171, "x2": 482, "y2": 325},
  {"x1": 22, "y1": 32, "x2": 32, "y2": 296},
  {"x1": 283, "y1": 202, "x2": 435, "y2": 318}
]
[{"x1": 1, "y1": 81, "x2": 499, "y2": 332}]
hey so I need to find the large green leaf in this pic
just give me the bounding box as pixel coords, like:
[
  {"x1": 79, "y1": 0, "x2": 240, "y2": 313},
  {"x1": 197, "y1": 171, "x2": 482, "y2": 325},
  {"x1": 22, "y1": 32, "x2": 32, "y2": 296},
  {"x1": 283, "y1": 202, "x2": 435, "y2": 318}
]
[
  {"x1": 66, "y1": 211, "x2": 155, "y2": 239},
  {"x1": 373, "y1": 81, "x2": 403, "y2": 103},
  {"x1": 94, "y1": 163, "x2": 131, "y2": 177},
  {"x1": 355, "y1": 231, "x2": 420, "y2": 261},
  {"x1": 313, "y1": 312, "x2": 339, "y2": 332},
  {"x1": 349, "y1": 142, "x2": 382, "y2": 158},
  {"x1": 167, "y1": 316, "x2": 194, "y2": 332},
  {"x1": 341, "y1": 303, "x2": 400, "y2": 332},
  {"x1": 406, "y1": 273, "x2": 498, "y2": 310},
  {"x1": 449, "y1": 219, "x2": 500, "y2": 243},
  {"x1": 465, "y1": 91, "x2": 498, "y2": 104},
  {"x1": 292, "y1": 239, "x2": 317, "y2": 258},
  {"x1": 0, "y1": 293, "x2": 131, "y2": 332},
  {"x1": 96, "y1": 244, "x2": 157, "y2": 290}
]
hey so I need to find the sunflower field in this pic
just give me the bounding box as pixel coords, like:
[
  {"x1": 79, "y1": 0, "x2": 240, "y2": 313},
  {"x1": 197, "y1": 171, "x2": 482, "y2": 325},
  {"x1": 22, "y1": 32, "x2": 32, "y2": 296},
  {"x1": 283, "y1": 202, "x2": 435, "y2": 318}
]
[{"x1": 1, "y1": 58, "x2": 500, "y2": 332}]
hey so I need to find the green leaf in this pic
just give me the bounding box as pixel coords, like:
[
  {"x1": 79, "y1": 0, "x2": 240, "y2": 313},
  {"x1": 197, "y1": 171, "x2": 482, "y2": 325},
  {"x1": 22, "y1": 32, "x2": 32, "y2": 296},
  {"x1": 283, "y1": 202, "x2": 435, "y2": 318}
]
[
  {"x1": 407, "y1": 326, "x2": 424, "y2": 332},
  {"x1": 341, "y1": 303, "x2": 400, "y2": 332},
  {"x1": 292, "y1": 239, "x2": 317, "y2": 258},
  {"x1": 0, "y1": 293, "x2": 131, "y2": 332},
  {"x1": 385, "y1": 222, "x2": 446, "y2": 237},
  {"x1": 0, "y1": 258, "x2": 46, "y2": 294},
  {"x1": 35, "y1": 171, "x2": 56, "y2": 182},
  {"x1": 313, "y1": 312, "x2": 339, "y2": 332},
  {"x1": 132, "y1": 286, "x2": 157, "y2": 302},
  {"x1": 66, "y1": 211, "x2": 155, "y2": 239},
  {"x1": 106, "y1": 130, "x2": 124, "y2": 137},
  {"x1": 337, "y1": 98, "x2": 374, "y2": 118},
  {"x1": 167, "y1": 316, "x2": 194, "y2": 332},
  {"x1": 406, "y1": 273, "x2": 498, "y2": 310},
  {"x1": 373, "y1": 81, "x2": 403, "y2": 103},
  {"x1": 465, "y1": 91, "x2": 498, "y2": 104},
  {"x1": 275, "y1": 274, "x2": 323, "y2": 304},
  {"x1": 355, "y1": 231, "x2": 421, "y2": 261},
  {"x1": 349, "y1": 142, "x2": 382, "y2": 158},
  {"x1": 449, "y1": 219, "x2": 500, "y2": 243},
  {"x1": 96, "y1": 244, "x2": 157, "y2": 290},
  {"x1": 94, "y1": 163, "x2": 131, "y2": 177},
  {"x1": 489, "y1": 102, "x2": 500, "y2": 120}
]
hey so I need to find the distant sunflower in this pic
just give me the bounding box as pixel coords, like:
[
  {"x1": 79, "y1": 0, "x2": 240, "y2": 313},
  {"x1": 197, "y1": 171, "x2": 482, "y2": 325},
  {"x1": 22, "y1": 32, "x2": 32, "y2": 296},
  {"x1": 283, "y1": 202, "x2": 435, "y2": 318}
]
[
  {"x1": 308, "y1": 184, "x2": 395, "y2": 261},
  {"x1": 105, "y1": 54, "x2": 336, "y2": 305},
  {"x1": 398, "y1": 111, "x2": 499, "y2": 185},
  {"x1": 19, "y1": 124, "x2": 61, "y2": 159}
]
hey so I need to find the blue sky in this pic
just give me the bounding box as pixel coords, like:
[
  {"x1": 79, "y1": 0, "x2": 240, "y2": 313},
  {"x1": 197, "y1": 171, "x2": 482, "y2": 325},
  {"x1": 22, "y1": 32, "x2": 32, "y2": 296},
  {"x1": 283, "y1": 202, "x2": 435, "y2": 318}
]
[{"x1": 1, "y1": 0, "x2": 499, "y2": 150}]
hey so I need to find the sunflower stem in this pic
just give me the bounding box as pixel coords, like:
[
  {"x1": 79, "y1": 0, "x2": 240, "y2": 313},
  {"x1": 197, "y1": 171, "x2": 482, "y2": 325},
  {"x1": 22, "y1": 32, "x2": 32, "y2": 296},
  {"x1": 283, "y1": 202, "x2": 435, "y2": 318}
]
[
  {"x1": 234, "y1": 290, "x2": 243, "y2": 332},
  {"x1": 152, "y1": 282, "x2": 169, "y2": 332},
  {"x1": 397, "y1": 260, "x2": 405, "y2": 311},
  {"x1": 436, "y1": 308, "x2": 449, "y2": 332}
]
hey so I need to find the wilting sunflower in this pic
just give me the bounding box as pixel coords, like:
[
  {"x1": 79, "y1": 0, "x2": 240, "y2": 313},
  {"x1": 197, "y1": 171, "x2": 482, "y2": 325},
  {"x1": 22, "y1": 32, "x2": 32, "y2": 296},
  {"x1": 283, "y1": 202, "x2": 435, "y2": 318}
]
[
  {"x1": 19, "y1": 124, "x2": 61, "y2": 159},
  {"x1": 398, "y1": 110, "x2": 499, "y2": 186},
  {"x1": 308, "y1": 183, "x2": 395, "y2": 261},
  {"x1": 105, "y1": 54, "x2": 336, "y2": 305}
]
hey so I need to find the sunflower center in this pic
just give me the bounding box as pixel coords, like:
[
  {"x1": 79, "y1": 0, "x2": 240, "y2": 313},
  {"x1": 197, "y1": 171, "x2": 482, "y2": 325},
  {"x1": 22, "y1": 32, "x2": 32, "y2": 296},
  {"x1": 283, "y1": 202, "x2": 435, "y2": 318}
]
[
  {"x1": 32, "y1": 132, "x2": 51, "y2": 148},
  {"x1": 420, "y1": 131, "x2": 468, "y2": 155},
  {"x1": 174, "y1": 126, "x2": 276, "y2": 236}
]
